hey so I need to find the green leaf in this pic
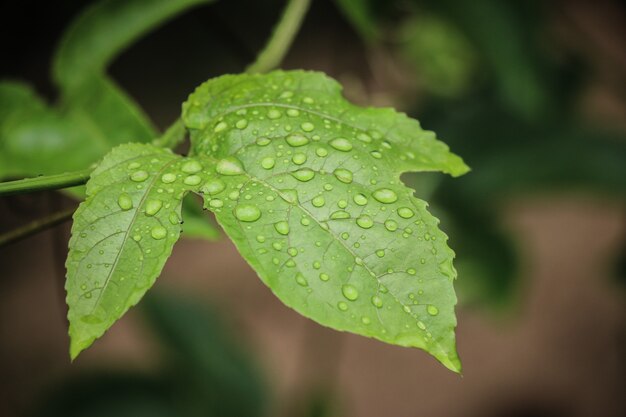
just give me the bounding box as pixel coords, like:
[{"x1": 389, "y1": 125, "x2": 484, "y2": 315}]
[
  {"x1": 183, "y1": 70, "x2": 468, "y2": 372},
  {"x1": 53, "y1": 0, "x2": 216, "y2": 92},
  {"x1": 65, "y1": 143, "x2": 202, "y2": 358}
]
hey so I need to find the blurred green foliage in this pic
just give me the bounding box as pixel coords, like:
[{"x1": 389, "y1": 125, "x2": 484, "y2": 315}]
[
  {"x1": 336, "y1": 0, "x2": 626, "y2": 307},
  {"x1": 32, "y1": 293, "x2": 266, "y2": 417}
]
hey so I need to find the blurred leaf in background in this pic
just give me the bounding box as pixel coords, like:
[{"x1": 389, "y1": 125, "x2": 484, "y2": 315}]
[
  {"x1": 0, "y1": 0, "x2": 219, "y2": 238},
  {"x1": 336, "y1": 0, "x2": 626, "y2": 309},
  {"x1": 32, "y1": 292, "x2": 266, "y2": 417}
]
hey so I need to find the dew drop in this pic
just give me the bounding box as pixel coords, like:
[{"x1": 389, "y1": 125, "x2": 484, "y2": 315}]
[
  {"x1": 234, "y1": 205, "x2": 261, "y2": 222},
  {"x1": 286, "y1": 133, "x2": 309, "y2": 147},
  {"x1": 376, "y1": 249, "x2": 385, "y2": 258},
  {"x1": 256, "y1": 137, "x2": 271, "y2": 146},
  {"x1": 161, "y1": 173, "x2": 177, "y2": 183},
  {"x1": 329, "y1": 137, "x2": 353, "y2": 151},
  {"x1": 267, "y1": 109, "x2": 282, "y2": 119},
  {"x1": 338, "y1": 301, "x2": 349, "y2": 311},
  {"x1": 371, "y1": 295, "x2": 383, "y2": 308},
  {"x1": 342, "y1": 284, "x2": 359, "y2": 301},
  {"x1": 316, "y1": 147, "x2": 328, "y2": 157},
  {"x1": 261, "y1": 157, "x2": 275, "y2": 170},
  {"x1": 361, "y1": 316, "x2": 371, "y2": 324},
  {"x1": 209, "y1": 199, "x2": 223, "y2": 208},
  {"x1": 145, "y1": 199, "x2": 163, "y2": 216},
  {"x1": 214, "y1": 121, "x2": 228, "y2": 132},
  {"x1": 319, "y1": 273, "x2": 329, "y2": 281},
  {"x1": 301, "y1": 122, "x2": 315, "y2": 132},
  {"x1": 292, "y1": 168, "x2": 315, "y2": 182},
  {"x1": 151, "y1": 226, "x2": 167, "y2": 240},
  {"x1": 295, "y1": 273, "x2": 308, "y2": 286},
  {"x1": 130, "y1": 170, "x2": 148, "y2": 182},
  {"x1": 312, "y1": 196, "x2": 325, "y2": 207},
  {"x1": 184, "y1": 175, "x2": 202, "y2": 186},
  {"x1": 292, "y1": 152, "x2": 307, "y2": 165},
  {"x1": 398, "y1": 207, "x2": 415, "y2": 218},
  {"x1": 279, "y1": 189, "x2": 299, "y2": 204},
  {"x1": 357, "y1": 133, "x2": 372, "y2": 143},
  {"x1": 274, "y1": 221, "x2": 290, "y2": 235},
  {"x1": 373, "y1": 188, "x2": 398, "y2": 204},
  {"x1": 333, "y1": 168, "x2": 353, "y2": 184},
  {"x1": 117, "y1": 193, "x2": 133, "y2": 211},
  {"x1": 337, "y1": 199, "x2": 348, "y2": 209},
  {"x1": 356, "y1": 215, "x2": 374, "y2": 229},
  {"x1": 216, "y1": 157, "x2": 244, "y2": 175},
  {"x1": 181, "y1": 160, "x2": 202, "y2": 174},
  {"x1": 235, "y1": 119, "x2": 248, "y2": 129},
  {"x1": 169, "y1": 212, "x2": 181, "y2": 225},
  {"x1": 330, "y1": 210, "x2": 350, "y2": 220},
  {"x1": 353, "y1": 193, "x2": 368, "y2": 206},
  {"x1": 202, "y1": 178, "x2": 226, "y2": 195},
  {"x1": 427, "y1": 305, "x2": 439, "y2": 316},
  {"x1": 370, "y1": 151, "x2": 382, "y2": 159}
]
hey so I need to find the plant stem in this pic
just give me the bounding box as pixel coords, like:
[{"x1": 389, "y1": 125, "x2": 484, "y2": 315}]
[
  {"x1": 151, "y1": 118, "x2": 185, "y2": 148},
  {"x1": 245, "y1": 0, "x2": 311, "y2": 74},
  {"x1": 0, "y1": 206, "x2": 76, "y2": 247},
  {"x1": 0, "y1": 169, "x2": 91, "y2": 197}
]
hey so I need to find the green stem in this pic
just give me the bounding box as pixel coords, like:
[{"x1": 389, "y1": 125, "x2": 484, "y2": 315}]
[
  {"x1": 0, "y1": 169, "x2": 91, "y2": 197},
  {"x1": 246, "y1": 0, "x2": 311, "y2": 74},
  {"x1": 151, "y1": 118, "x2": 185, "y2": 148},
  {"x1": 0, "y1": 207, "x2": 76, "y2": 247}
]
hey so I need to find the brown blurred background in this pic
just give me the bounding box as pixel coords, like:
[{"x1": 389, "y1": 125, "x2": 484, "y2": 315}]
[{"x1": 1, "y1": 1, "x2": 625, "y2": 416}]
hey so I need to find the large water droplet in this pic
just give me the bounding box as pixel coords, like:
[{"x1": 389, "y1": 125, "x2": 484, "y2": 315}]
[
  {"x1": 161, "y1": 173, "x2": 177, "y2": 183},
  {"x1": 301, "y1": 122, "x2": 315, "y2": 132},
  {"x1": 292, "y1": 153, "x2": 307, "y2": 165},
  {"x1": 216, "y1": 157, "x2": 244, "y2": 175},
  {"x1": 151, "y1": 226, "x2": 167, "y2": 240},
  {"x1": 373, "y1": 188, "x2": 398, "y2": 204},
  {"x1": 234, "y1": 205, "x2": 261, "y2": 222},
  {"x1": 214, "y1": 121, "x2": 228, "y2": 132},
  {"x1": 292, "y1": 168, "x2": 315, "y2": 182},
  {"x1": 384, "y1": 219, "x2": 398, "y2": 231},
  {"x1": 312, "y1": 196, "x2": 325, "y2": 207},
  {"x1": 267, "y1": 109, "x2": 282, "y2": 119},
  {"x1": 181, "y1": 160, "x2": 202, "y2": 174},
  {"x1": 235, "y1": 119, "x2": 248, "y2": 129},
  {"x1": 330, "y1": 137, "x2": 353, "y2": 152},
  {"x1": 202, "y1": 178, "x2": 226, "y2": 195},
  {"x1": 256, "y1": 137, "x2": 271, "y2": 146},
  {"x1": 330, "y1": 210, "x2": 350, "y2": 220},
  {"x1": 356, "y1": 215, "x2": 374, "y2": 229},
  {"x1": 184, "y1": 175, "x2": 202, "y2": 186},
  {"x1": 342, "y1": 284, "x2": 359, "y2": 301},
  {"x1": 117, "y1": 193, "x2": 133, "y2": 211},
  {"x1": 371, "y1": 295, "x2": 383, "y2": 308},
  {"x1": 397, "y1": 207, "x2": 415, "y2": 218},
  {"x1": 334, "y1": 168, "x2": 353, "y2": 184},
  {"x1": 145, "y1": 199, "x2": 162, "y2": 216},
  {"x1": 295, "y1": 273, "x2": 308, "y2": 286},
  {"x1": 286, "y1": 133, "x2": 309, "y2": 147},
  {"x1": 353, "y1": 193, "x2": 368, "y2": 206},
  {"x1": 261, "y1": 157, "x2": 275, "y2": 170},
  {"x1": 274, "y1": 221, "x2": 290, "y2": 235},
  {"x1": 130, "y1": 170, "x2": 148, "y2": 182}
]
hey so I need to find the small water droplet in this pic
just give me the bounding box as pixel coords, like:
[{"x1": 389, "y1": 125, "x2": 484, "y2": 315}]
[
  {"x1": 353, "y1": 193, "x2": 368, "y2": 206},
  {"x1": 338, "y1": 301, "x2": 349, "y2": 311},
  {"x1": 333, "y1": 168, "x2": 353, "y2": 183},
  {"x1": 214, "y1": 121, "x2": 228, "y2": 132},
  {"x1": 274, "y1": 221, "x2": 290, "y2": 235},
  {"x1": 316, "y1": 147, "x2": 328, "y2": 157},
  {"x1": 361, "y1": 316, "x2": 371, "y2": 324},
  {"x1": 234, "y1": 204, "x2": 261, "y2": 222},
  {"x1": 342, "y1": 284, "x2": 359, "y2": 301},
  {"x1": 371, "y1": 295, "x2": 383, "y2": 308},
  {"x1": 329, "y1": 137, "x2": 353, "y2": 151},
  {"x1": 151, "y1": 226, "x2": 167, "y2": 240},
  {"x1": 202, "y1": 178, "x2": 226, "y2": 195},
  {"x1": 356, "y1": 215, "x2": 374, "y2": 229},
  {"x1": 312, "y1": 196, "x2": 325, "y2": 207},
  {"x1": 216, "y1": 157, "x2": 244, "y2": 175},
  {"x1": 117, "y1": 193, "x2": 133, "y2": 211},
  {"x1": 256, "y1": 137, "x2": 271, "y2": 146},
  {"x1": 268, "y1": 109, "x2": 282, "y2": 119},
  {"x1": 330, "y1": 210, "x2": 350, "y2": 220},
  {"x1": 261, "y1": 157, "x2": 275, "y2": 169},
  {"x1": 295, "y1": 273, "x2": 308, "y2": 286},
  {"x1": 370, "y1": 150, "x2": 382, "y2": 159},
  {"x1": 301, "y1": 122, "x2": 315, "y2": 132},
  {"x1": 130, "y1": 170, "x2": 148, "y2": 182},
  {"x1": 373, "y1": 188, "x2": 398, "y2": 204},
  {"x1": 292, "y1": 168, "x2": 315, "y2": 182},
  {"x1": 398, "y1": 207, "x2": 415, "y2": 218},
  {"x1": 376, "y1": 249, "x2": 385, "y2": 258},
  {"x1": 181, "y1": 160, "x2": 202, "y2": 174},
  {"x1": 427, "y1": 305, "x2": 439, "y2": 316},
  {"x1": 161, "y1": 173, "x2": 177, "y2": 183},
  {"x1": 286, "y1": 133, "x2": 309, "y2": 147},
  {"x1": 145, "y1": 199, "x2": 163, "y2": 216},
  {"x1": 292, "y1": 153, "x2": 306, "y2": 165},
  {"x1": 319, "y1": 273, "x2": 329, "y2": 281},
  {"x1": 357, "y1": 133, "x2": 372, "y2": 143},
  {"x1": 184, "y1": 175, "x2": 202, "y2": 186}
]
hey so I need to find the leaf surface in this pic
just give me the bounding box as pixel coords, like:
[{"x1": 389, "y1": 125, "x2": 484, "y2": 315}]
[
  {"x1": 183, "y1": 70, "x2": 468, "y2": 371},
  {"x1": 65, "y1": 143, "x2": 205, "y2": 358}
]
